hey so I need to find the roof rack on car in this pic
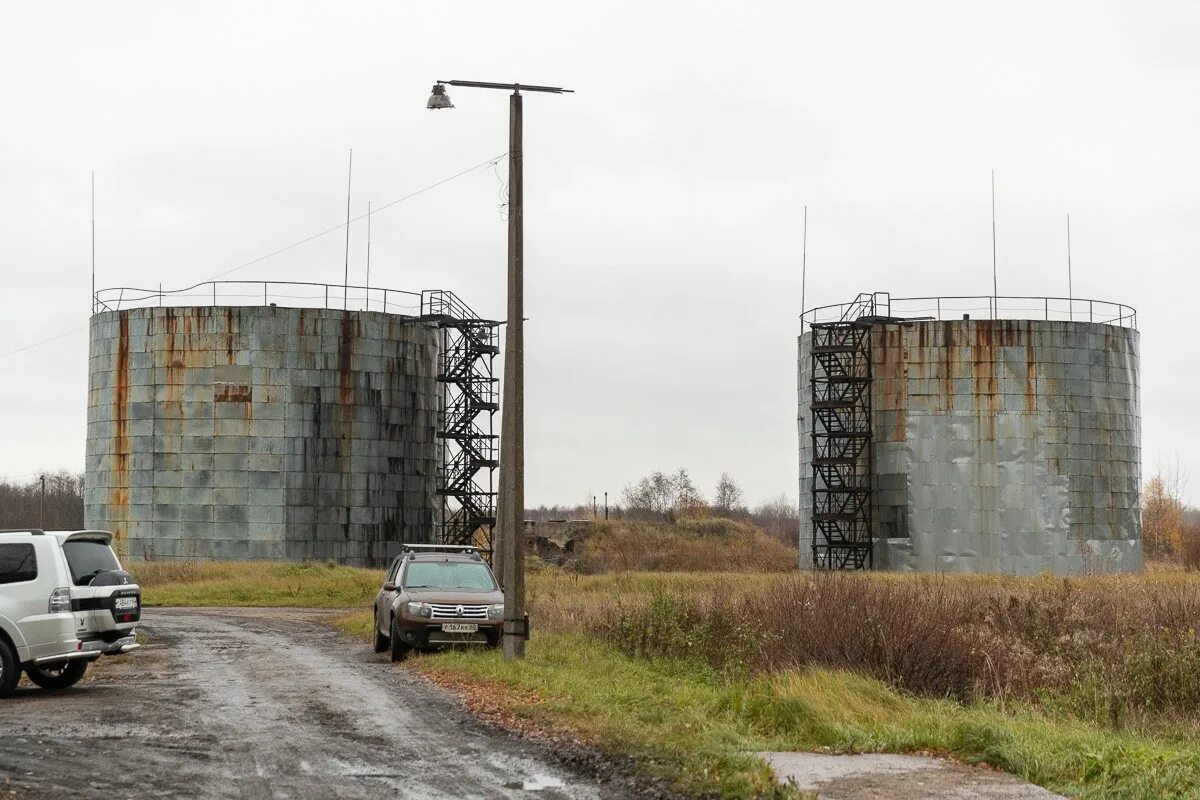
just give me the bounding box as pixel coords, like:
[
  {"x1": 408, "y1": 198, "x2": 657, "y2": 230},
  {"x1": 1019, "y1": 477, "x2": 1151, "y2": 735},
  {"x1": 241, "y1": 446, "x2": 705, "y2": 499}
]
[
  {"x1": 0, "y1": 528, "x2": 43, "y2": 535},
  {"x1": 400, "y1": 543, "x2": 483, "y2": 560},
  {"x1": 401, "y1": 544, "x2": 478, "y2": 553}
]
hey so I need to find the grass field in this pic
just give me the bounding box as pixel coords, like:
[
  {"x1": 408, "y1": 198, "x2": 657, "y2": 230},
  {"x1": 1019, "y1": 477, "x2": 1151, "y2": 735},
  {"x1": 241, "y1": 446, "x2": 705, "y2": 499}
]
[
  {"x1": 413, "y1": 633, "x2": 1200, "y2": 800},
  {"x1": 327, "y1": 567, "x2": 1200, "y2": 800},
  {"x1": 130, "y1": 560, "x2": 380, "y2": 608},
  {"x1": 127, "y1": 532, "x2": 1200, "y2": 799}
]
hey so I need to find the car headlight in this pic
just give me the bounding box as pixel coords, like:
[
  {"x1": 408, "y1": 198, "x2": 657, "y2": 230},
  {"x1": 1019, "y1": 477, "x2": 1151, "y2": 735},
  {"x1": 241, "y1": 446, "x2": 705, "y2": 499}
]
[
  {"x1": 487, "y1": 603, "x2": 505, "y2": 621},
  {"x1": 406, "y1": 602, "x2": 432, "y2": 618}
]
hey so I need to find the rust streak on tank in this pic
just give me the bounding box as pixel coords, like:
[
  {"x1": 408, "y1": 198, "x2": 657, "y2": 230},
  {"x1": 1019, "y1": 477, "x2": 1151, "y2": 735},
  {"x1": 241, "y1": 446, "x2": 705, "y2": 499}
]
[
  {"x1": 338, "y1": 312, "x2": 359, "y2": 407},
  {"x1": 224, "y1": 307, "x2": 236, "y2": 365},
  {"x1": 972, "y1": 320, "x2": 998, "y2": 440},
  {"x1": 873, "y1": 325, "x2": 906, "y2": 442},
  {"x1": 338, "y1": 312, "x2": 360, "y2": 448},
  {"x1": 940, "y1": 321, "x2": 955, "y2": 414},
  {"x1": 164, "y1": 309, "x2": 184, "y2": 414},
  {"x1": 111, "y1": 312, "x2": 131, "y2": 543},
  {"x1": 1025, "y1": 321, "x2": 1036, "y2": 415}
]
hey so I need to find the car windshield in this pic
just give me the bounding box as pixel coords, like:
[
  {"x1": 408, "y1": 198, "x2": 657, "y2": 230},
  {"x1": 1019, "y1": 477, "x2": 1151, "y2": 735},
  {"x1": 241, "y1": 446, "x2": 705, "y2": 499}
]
[
  {"x1": 62, "y1": 540, "x2": 121, "y2": 586},
  {"x1": 403, "y1": 561, "x2": 496, "y2": 592}
]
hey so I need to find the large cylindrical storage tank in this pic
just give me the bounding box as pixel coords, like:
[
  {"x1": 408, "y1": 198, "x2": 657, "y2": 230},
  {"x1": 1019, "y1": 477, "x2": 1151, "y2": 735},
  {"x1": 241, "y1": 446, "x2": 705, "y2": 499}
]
[
  {"x1": 799, "y1": 305, "x2": 1141, "y2": 575},
  {"x1": 85, "y1": 306, "x2": 440, "y2": 566}
]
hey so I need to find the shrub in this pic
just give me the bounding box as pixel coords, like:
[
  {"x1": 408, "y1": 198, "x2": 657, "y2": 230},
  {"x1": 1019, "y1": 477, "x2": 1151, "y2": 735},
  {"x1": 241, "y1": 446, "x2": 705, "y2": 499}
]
[{"x1": 582, "y1": 569, "x2": 1200, "y2": 729}]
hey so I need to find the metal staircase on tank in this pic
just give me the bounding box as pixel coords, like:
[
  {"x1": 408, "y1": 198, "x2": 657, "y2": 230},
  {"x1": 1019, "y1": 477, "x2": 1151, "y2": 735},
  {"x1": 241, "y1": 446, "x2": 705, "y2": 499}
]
[
  {"x1": 422, "y1": 291, "x2": 500, "y2": 551},
  {"x1": 809, "y1": 314, "x2": 874, "y2": 570}
]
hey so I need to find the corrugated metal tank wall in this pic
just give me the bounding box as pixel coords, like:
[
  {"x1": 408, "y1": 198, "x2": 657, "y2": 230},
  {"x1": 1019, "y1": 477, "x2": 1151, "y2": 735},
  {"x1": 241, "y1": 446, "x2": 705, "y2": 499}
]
[
  {"x1": 85, "y1": 306, "x2": 440, "y2": 566},
  {"x1": 799, "y1": 319, "x2": 1141, "y2": 575}
]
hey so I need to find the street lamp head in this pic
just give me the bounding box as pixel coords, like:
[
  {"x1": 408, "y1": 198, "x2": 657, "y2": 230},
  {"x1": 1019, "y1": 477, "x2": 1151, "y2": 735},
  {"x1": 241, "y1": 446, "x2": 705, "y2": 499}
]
[{"x1": 426, "y1": 83, "x2": 454, "y2": 110}]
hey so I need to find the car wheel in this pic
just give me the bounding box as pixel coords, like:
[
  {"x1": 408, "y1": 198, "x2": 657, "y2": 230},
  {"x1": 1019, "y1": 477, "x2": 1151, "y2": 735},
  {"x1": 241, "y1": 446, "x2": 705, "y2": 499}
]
[
  {"x1": 373, "y1": 611, "x2": 389, "y2": 653},
  {"x1": 389, "y1": 615, "x2": 410, "y2": 663},
  {"x1": 0, "y1": 638, "x2": 19, "y2": 698},
  {"x1": 25, "y1": 660, "x2": 88, "y2": 691}
]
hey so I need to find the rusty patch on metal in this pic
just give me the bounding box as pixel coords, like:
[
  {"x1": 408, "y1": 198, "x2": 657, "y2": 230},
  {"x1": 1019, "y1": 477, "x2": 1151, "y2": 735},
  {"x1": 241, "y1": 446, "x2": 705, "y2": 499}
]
[{"x1": 215, "y1": 384, "x2": 253, "y2": 403}]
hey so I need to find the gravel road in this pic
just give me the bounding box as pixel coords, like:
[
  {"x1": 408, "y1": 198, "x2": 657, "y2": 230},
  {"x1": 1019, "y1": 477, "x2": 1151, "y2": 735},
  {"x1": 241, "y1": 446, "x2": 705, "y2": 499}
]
[{"x1": 0, "y1": 608, "x2": 616, "y2": 800}]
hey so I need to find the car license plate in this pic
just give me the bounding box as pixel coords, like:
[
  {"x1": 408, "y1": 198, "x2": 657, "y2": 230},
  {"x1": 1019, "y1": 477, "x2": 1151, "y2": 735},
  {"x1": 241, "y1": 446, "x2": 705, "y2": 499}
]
[
  {"x1": 441, "y1": 623, "x2": 477, "y2": 634},
  {"x1": 115, "y1": 598, "x2": 138, "y2": 611}
]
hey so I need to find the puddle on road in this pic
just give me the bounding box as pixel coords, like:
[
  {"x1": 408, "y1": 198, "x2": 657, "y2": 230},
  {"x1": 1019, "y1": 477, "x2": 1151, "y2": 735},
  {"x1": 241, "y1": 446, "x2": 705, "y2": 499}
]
[{"x1": 503, "y1": 773, "x2": 567, "y2": 791}]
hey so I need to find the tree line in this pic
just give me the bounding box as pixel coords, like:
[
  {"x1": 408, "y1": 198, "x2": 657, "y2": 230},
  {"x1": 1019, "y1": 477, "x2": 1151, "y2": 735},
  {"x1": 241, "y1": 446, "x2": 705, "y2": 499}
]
[
  {"x1": 0, "y1": 472, "x2": 85, "y2": 530},
  {"x1": 525, "y1": 468, "x2": 800, "y2": 545}
]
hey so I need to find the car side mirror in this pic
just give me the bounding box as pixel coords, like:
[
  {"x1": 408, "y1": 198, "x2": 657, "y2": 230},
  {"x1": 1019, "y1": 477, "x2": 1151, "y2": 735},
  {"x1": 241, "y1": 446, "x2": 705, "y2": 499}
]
[{"x1": 382, "y1": 581, "x2": 397, "y2": 592}]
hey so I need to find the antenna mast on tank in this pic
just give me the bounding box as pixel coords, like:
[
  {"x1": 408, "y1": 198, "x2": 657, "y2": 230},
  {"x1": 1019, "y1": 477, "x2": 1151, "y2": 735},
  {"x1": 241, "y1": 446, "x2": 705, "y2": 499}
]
[
  {"x1": 91, "y1": 171, "x2": 95, "y2": 314},
  {"x1": 343, "y1": 149, "x2": 353, "y2": 311},
  {"x1": 990, "y1": 169, "x2": 998, "y2": 318},
  {"x1": 1066, "y1": 213, "x2": 1073, "y2": 321},
  {"x1": 365, "y1": 200, "x2": 372, "y2": 310},
  {"x1": 800, "y1": 205, "x2": 808, "y2": 325}
]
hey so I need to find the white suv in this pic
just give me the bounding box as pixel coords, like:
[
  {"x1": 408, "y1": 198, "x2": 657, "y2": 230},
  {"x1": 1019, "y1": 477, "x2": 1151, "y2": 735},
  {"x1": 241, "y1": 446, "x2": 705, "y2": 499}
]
[{"x1": 0, "y1": 529, "x2": 141, "y2": 697}]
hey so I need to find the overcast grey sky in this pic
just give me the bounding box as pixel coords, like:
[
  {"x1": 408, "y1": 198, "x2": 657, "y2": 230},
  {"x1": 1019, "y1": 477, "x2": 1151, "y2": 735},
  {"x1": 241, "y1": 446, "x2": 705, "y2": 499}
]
[{"x1": 1, "y1": 1, "x2": 1196, "y2": 506}]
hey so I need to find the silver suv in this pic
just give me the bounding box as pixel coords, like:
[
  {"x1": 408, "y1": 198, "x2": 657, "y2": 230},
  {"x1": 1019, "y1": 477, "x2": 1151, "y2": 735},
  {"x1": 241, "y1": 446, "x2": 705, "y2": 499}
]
[
  {"x1": 0, "y1": 529, "x2": 140, "y2": 697},
  {"x1": 373, "y1": 545, "x2": 504, "y2": 662}
]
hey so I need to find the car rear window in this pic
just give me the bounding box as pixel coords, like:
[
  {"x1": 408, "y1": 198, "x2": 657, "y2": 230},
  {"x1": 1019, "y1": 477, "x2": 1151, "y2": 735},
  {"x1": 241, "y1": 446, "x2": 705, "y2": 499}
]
[
  {"x1": 403, "y1": 561, "x2": 497, "y2": 591},
  {"x1": 61, "y1": 540, "x2": 121, "y2": 586},
  {"x1": 0, "y1": 543, "x2": 37, "y2": 585}
]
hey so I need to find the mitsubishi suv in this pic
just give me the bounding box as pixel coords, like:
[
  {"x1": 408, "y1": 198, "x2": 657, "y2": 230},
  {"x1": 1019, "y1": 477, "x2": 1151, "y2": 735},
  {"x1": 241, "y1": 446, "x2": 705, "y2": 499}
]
[
  {"x1": 0, "y1": 529, "x2": 140, "y2": 697},
  {"x1": 373, "y1": 545, "x2": 504, "y2": 662}
]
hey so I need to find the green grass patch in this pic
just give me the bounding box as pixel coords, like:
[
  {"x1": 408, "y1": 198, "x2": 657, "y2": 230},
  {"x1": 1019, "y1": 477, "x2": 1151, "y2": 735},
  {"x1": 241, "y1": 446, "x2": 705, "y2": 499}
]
[
  {"x1": 331, "y1": 609, "x2": 374, "y2": 639},
  {"x1": 410, "y1": 634, "x2": 1200, "y2": 800},
  {"x1": 129, "y1": 560, "x2": 381, "y2": 608}
]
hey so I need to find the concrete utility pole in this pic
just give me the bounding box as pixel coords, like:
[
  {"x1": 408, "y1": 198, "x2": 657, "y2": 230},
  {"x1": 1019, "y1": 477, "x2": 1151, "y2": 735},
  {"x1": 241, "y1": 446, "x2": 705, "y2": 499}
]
[{"x1": 427, "y1": 79, "x2": 572, "y2": 660}]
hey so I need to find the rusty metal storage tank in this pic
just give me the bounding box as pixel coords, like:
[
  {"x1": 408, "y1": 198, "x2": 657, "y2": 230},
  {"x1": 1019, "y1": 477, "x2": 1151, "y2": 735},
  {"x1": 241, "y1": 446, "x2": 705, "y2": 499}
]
[
  {"x1": 798, "y1": 292, "x2": 1141, "y2": 575},
  {"x1": 84, "y1": 281, "x2": 497, "y2": 567}
]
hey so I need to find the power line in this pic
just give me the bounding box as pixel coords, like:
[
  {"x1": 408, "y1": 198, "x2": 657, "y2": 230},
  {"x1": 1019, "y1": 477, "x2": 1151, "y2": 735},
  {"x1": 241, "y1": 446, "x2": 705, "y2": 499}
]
[
  {"x1": 2, "y1": 152, "x2": 508, "y2": 362},
  {"x1": 206, "y1": 151, "x2": 506, "y2": 282},
  {"x1": 0, "y1": 326, "x2": 88, "y2": 360}
]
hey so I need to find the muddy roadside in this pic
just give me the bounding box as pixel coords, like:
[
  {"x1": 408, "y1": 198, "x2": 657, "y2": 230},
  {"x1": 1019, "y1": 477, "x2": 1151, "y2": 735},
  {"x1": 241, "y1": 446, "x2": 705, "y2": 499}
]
[{"x1": 0, "y1": 607, "x2": 676, "y2": 800}]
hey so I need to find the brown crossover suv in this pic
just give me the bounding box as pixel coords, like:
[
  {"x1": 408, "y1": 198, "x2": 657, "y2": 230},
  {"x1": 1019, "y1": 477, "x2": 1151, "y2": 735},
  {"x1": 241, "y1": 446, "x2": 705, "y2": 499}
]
[{"x1": 372, "y1": 545, "x2": 504, "y2": 662}]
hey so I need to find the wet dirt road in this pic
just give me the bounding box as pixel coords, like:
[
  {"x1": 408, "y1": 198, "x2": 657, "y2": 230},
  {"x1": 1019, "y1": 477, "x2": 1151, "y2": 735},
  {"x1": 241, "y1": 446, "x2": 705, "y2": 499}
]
[{"x1": 0, "y1": 608, "x2": 616, "y2": 800}]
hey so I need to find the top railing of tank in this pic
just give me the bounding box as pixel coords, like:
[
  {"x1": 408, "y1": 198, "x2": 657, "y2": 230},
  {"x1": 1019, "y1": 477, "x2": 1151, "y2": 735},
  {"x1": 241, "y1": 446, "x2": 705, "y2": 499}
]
[
  {"x1": 92, "y1": 280, "x2": 487, "y2": 322},
  {"x1": 800, "y1": 292, "x2": 1137, "y2": 330}
]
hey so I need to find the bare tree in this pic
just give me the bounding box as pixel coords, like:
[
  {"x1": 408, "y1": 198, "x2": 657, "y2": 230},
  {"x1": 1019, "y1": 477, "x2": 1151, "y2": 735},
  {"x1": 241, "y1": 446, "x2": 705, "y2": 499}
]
[
  {"x1": 751, "y1": 493, "x2": 800, "y2": 545},
  {"x1": 622, "y1": 471, "x2": 675, "y2": 516},
  {"x1": 713, "y1": 473, "x2": 745, "y2": 514},
  {"x1": 670, "y1": 468, "x2": 705, "y2": 515},
  {"x1": 622, "y1": 468, "x2": 707, "y2": 519}
]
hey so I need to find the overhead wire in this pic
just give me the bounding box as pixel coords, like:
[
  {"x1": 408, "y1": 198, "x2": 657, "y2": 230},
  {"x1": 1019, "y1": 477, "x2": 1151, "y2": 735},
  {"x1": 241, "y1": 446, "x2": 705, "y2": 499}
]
[
  {"x1": 206, "y1": 151, "x2": 507, "y2": 282},
  {"x1": 0, "y1": 326, "x2": 88, "y2": 361},
  {"x1": 0, "y1": 152, "x2": 509, "y2": 362}
]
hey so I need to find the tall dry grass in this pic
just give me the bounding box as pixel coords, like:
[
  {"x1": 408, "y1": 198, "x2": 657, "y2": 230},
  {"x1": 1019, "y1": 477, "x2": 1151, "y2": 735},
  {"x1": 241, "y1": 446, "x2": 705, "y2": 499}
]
[{"x1": 572, "y1": 568, "x2": 1200, "y2": 732}]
